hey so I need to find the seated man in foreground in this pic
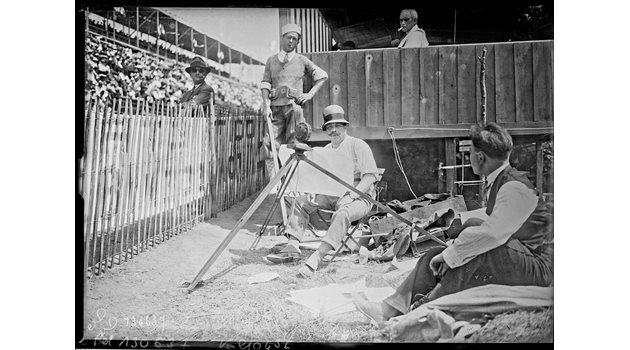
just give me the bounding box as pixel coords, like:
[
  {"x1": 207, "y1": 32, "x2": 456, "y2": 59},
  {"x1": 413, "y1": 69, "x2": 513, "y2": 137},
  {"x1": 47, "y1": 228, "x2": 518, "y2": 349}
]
[
  {"x1": 266, "y1": 105, "x2": 379, "y2": 278},
  {"x1": 353, "y1": 122, "x2": 553, "y2": 325}
]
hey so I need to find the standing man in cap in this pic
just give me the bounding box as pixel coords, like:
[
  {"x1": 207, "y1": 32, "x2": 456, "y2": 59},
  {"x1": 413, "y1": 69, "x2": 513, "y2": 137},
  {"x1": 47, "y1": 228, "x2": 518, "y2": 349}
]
[
  {"x1": 181, "y1": 56, "x2": 215, "y2": 107},
  {"x1": 266, "y1": 105, "x2": 379, "y2": 279},
  {"x1": 259, "y1": 23, "x2": 329, "y2": 162},
  {"x1": 392, "y1": 9, "x2": 429, "y2": 48}
]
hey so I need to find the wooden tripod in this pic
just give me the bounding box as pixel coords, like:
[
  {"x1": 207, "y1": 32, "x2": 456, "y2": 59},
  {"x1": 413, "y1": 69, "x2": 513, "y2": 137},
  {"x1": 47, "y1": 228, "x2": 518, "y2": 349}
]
[{"x1": 185, "y1": 143, "x2": 447, "y2": 293}]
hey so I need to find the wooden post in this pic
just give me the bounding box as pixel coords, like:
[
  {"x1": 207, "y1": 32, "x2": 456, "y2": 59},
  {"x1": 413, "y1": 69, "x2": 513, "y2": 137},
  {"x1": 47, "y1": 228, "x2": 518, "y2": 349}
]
[
  {"x1": 175, "y1": 21, "x2": 178, "y2": 62},
  {"x1": 478, "y1": 47, "x2": 487, "y2": 126},
  {"x1": 136, "y1": 8, "x2": 139, "y2": 48},
  {"x1": 156, "y1": 11, "x2": 160, "y2": 57}
]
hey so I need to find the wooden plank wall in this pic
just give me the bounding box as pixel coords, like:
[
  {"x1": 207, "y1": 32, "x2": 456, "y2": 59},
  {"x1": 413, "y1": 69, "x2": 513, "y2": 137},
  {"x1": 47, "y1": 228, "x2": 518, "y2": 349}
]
[{"x1": 302, "y1": 40, "x2": 553, "y2": 140}]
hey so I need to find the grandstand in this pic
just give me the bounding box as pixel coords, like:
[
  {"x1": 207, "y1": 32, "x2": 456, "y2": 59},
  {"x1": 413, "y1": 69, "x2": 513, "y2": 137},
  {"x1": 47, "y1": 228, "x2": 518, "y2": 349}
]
[{"x1": 84, "y1": 6, "x2": 264, "y2": 110}]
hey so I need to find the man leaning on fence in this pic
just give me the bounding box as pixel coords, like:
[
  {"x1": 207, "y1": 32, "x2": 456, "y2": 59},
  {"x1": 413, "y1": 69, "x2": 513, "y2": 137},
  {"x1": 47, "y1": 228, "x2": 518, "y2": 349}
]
[
  {"x1": 181, "y1": 56, "x2": 215, "y2": 107},
  {"x1": 352, "y1": 122, "x2": 554, "y2": 326},
  {"x1": 265, "y1": 105, "x2": 379, "y2": 278},
  {"x1": 259, "y1": 23, "x2": 328, "y2": 165}
]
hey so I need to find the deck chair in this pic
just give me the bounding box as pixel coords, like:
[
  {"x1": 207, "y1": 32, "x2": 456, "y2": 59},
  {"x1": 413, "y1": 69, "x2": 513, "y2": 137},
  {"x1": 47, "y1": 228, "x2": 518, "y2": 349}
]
[{"x1": 313, "y1": 168, "x2": 389, "y2": 262}]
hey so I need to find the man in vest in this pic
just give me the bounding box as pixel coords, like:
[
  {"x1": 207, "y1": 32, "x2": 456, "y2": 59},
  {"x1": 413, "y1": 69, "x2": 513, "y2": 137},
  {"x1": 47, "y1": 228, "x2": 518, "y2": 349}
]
[
  {"x1": 353, "y1": 122, "x2": 553, "y2": 325},
  {"x1": 259, "y1": 23, "x2": 328, "y2": 160},
  {"x1": 393, "y1": 9, "x2": 429, "y2": 48},
  {"x1": 182, "y1": 56, "x2": 215, "y2": 107},
  {"x1": 265, "y1": 105, "x2": 379, "y2": 278}
]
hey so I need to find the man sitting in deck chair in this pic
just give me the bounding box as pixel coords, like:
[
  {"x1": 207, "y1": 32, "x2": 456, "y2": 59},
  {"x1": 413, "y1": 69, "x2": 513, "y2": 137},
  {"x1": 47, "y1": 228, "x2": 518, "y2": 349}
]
[
  {"x1": 352, "y1": 122, "x2": 554, "y2": 326},
  {"x1": 265, "y1": 105, "x2": 379, "y2": 278}
]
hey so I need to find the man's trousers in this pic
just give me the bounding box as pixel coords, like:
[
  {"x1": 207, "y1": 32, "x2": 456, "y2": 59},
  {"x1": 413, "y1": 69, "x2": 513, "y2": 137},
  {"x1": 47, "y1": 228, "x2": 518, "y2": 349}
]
[
  {"x1": 261, "y1": 103, "x2": 304, "y2": 160},
  {"x1": 285, "y1": 194, "x2": 372, "y2": 251},
  {"x1": 383, "y1": 239, "x2": 554, "y2": 314}
]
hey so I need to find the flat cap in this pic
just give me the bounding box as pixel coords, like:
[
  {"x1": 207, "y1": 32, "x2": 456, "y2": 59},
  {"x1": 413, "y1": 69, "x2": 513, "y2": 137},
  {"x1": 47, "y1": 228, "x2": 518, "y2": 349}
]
[{"x1": 281, "y1": 23, "x2": 302, "y2": 37}]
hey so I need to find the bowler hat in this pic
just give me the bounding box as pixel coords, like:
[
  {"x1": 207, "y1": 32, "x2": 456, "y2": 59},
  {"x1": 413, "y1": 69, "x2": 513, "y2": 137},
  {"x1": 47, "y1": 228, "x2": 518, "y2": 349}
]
[
  {"x1": 185, "y1": 56, "x2": 211, "y2": 74},
  {"x1": 281, "y1": 23, "x2": 302, "y2": 37},
  {"x1": 321, "y1": 105, "x2": 350, "y2": 131}
]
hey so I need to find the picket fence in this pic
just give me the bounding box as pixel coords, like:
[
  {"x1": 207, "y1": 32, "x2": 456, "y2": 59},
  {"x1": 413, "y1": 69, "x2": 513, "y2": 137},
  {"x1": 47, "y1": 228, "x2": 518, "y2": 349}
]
[{"x1": 80, "y1": 97, "x2": 267, "y2": 277}]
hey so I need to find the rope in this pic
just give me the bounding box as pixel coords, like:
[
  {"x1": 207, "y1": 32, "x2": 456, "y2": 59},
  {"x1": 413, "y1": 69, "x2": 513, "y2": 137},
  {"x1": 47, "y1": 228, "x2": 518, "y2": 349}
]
[{"x1": 387, "y1": 128, "x2": 418, "y2": 199}]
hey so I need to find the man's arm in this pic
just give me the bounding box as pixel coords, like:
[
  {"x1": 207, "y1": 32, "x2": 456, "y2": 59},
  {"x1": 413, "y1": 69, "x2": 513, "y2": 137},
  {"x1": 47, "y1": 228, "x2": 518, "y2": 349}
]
[
  {"x1": 296, "y1": 58, "x2": 328, "y2": 105},
  {"x1": 340, "y1": 140, "x2": 378, "y2": 204},
  {"x1": 440, "y1": 181, "x2": 539, "y2": 269},
  {"x1": 260, "y1": 58, "x2": 273, "y2": 117}
]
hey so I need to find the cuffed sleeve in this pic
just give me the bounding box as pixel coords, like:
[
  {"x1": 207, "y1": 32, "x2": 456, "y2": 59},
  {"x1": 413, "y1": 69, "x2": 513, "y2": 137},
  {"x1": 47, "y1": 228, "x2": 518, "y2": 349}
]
[{"x1": 260, "y1": 57, "x2": 272, "y2": 91}]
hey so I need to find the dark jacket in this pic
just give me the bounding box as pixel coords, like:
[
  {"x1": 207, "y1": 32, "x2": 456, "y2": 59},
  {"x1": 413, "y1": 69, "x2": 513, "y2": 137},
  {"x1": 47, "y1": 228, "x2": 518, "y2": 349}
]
[
  {"x1": 486, "y1": 165, "x2": 554, "y2": 252},
  {"x1": 181, "y1": 82, "x2": 214, "y2": 105}
]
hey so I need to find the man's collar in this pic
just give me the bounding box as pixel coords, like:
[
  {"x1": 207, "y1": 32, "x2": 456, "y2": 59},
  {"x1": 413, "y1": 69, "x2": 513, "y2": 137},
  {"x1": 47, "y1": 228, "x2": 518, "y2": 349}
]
[
  {"x1": 485, "y1": 162, "x2": 510, "y2": 187},
  {"x1": 407, "y1": 24, "x2": 420, "y2": 33},
  {"x1": 278, "y1": 50, "x2": 296, "y2": 62}
]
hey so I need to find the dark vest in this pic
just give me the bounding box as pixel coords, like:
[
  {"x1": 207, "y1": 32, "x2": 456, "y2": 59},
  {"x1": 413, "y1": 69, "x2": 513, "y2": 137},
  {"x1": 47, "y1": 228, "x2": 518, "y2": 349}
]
[{"x1": 486, "y1": 165, "x2": 553, "y2": 252}]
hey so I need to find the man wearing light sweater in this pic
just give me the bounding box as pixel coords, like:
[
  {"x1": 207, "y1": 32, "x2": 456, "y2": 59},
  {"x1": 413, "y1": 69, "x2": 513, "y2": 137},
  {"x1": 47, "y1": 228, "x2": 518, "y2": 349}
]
[
  {"x1": 259, "y1": 23, "x2": 328, "y2": 160},
  {"x1": 353, "y1": 122, "x2": 554, "y2": 325}
]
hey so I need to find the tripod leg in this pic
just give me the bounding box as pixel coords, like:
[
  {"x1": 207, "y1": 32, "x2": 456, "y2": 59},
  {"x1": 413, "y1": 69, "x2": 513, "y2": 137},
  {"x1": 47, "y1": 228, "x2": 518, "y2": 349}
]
[
  {"x1": 302, "y1": 157, "x2": 447, "y2": 247},
  {"x1": 265, "y1": 115, "x2": 289, "y2": 228},
  {"x1": 187, "y1": 156, "x2": 297, "y2": 292},
  {"x1": 249, "y1": 158, "x2": 300, "y2": 250}
]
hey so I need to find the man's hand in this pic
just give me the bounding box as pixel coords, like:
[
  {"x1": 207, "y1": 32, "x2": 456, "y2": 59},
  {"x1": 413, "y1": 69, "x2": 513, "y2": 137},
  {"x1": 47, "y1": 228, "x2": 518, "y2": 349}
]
[
  {"x1": 295, "y1": 92, "x2": 314, "y2": 106},
  {"x1": 429, "y1": 253, "x2": 450, "y2": 278}
]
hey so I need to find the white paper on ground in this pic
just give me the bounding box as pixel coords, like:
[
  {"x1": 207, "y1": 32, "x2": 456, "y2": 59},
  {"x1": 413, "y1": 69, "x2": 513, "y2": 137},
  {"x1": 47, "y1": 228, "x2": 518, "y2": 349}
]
[
  {"x1": 247, "y1": 272, "x2": 280, "y2": 284},
  {"x1": 279, "y1": 146, "x2": 354, "y2": 197},
  {"x1": 286, "y1": 278, "x2": 395, "y2": 318}
]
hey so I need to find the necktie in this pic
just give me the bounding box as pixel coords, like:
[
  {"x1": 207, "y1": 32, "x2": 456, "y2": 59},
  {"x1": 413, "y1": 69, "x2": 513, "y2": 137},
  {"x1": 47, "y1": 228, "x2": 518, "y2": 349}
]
[
  {"x1": 481, "y1": 178, "x2": 490, "y2": 205},
  {"x1": 283, "y1": 54, "x2": 289, "y2": 64}
]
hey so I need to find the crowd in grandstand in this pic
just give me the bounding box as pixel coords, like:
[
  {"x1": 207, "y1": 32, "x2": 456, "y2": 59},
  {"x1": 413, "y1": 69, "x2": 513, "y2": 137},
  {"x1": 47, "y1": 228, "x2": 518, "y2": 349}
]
[{"x1": 85, "y1": 34, "x2": 263, "y2": 110}]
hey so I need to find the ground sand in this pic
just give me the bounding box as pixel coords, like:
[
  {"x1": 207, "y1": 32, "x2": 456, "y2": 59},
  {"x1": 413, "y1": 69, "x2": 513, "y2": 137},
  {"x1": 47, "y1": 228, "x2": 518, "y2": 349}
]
[{"x1": 83, "y1": 191, "x2": 552, "y2": 344}]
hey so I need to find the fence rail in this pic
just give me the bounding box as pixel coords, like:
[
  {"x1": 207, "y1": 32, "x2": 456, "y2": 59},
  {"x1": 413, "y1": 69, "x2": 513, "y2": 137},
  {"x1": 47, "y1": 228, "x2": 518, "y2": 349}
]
[{"x1": 80, "y1": 97, "x2": 267, "y2": 277}]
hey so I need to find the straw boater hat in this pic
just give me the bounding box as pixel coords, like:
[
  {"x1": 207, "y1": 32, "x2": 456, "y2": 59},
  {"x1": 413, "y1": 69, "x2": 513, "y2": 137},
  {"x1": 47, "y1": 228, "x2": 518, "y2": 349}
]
[
  {"x1": 322, "y1": 105, "x2": 350, "y2": 131},
  {"x1": 185, "y1": 56, "x2": 211, "y2": 74},
  {"x1": 281, "y1": 23, "x2": 302, "y2": 38}
]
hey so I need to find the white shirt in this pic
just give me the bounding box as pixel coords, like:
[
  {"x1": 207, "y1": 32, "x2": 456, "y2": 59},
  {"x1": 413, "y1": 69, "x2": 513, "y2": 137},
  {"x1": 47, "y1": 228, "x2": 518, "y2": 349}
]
[
  {"x1": 398, "y1": 25, "x2": 429, "y2": 48},
  {"x1": 441, "y1": 163, "x2": 539, "y2": 268},
  {"x1": 277, "y1": 50, "x2": 296, "y2": 63}
]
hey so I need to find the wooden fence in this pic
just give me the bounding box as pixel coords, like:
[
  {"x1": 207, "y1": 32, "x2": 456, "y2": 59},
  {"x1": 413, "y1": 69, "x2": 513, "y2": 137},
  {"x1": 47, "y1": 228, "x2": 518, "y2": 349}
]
[
  {"x1": 80, "y1": 97, "x2": 266, "y2": 277},
  {"x1": 301, "y1": 40, "x2": 553, "y2": 140}
]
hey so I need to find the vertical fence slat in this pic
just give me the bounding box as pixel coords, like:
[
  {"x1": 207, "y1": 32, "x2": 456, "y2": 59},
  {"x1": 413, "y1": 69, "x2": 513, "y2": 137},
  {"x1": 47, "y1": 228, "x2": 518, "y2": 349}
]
[
  {"x1": 533, "y1": 41, "x2": 553, "y2": 122},
  {"x1": 495, "y1": 43, "x2": 516, "y2": 123},
  {"x1": 420, "y1": 46, "x2": 439, "y2": 125},
  {"x1": 439, "y1": 46, "x2": 458, "y2": 125},
  {"x1": 401, "y1": 48, "x2": 420, "y2": 125},
  {"x1": 311, "y1": 53, "x2": 330, "y2": 129},
  {"x1": 383, "y1": 49, "x2": 402, "y2": 126},
  {"x1": 330, "y1": 51, "x2": 348, "y2": 113},
  {"x1": 457, "y1": 45, "x2": 477, "y2": 124},
  {"x1": 514, "y1": 42, "x2": 534, "y2": 123},
  {"x1": 84, "y1": 98, "x2": 100, "y2": 277},
  {"x1": 365, "y1": 50, "x2": 384, "y2": 127},
  {"x1": 347, "y1": 50, "x2": 366, "y2": 127},
  {"x1": 115, "y1": 100, "x2": 132, "y2": 262}
]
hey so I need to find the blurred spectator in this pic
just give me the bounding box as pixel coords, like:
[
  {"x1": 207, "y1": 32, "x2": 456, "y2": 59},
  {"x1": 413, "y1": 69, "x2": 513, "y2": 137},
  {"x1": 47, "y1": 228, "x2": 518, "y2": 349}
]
[{"x1": 85, "y1": 34, "x2": 263, "y2": 109}]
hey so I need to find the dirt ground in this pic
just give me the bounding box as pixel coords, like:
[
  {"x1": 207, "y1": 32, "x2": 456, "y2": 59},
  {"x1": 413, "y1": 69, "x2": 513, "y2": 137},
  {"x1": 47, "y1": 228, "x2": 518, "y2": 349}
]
[{"x1": 82, "y1": 191, "x2": 553, "y2": 344}]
